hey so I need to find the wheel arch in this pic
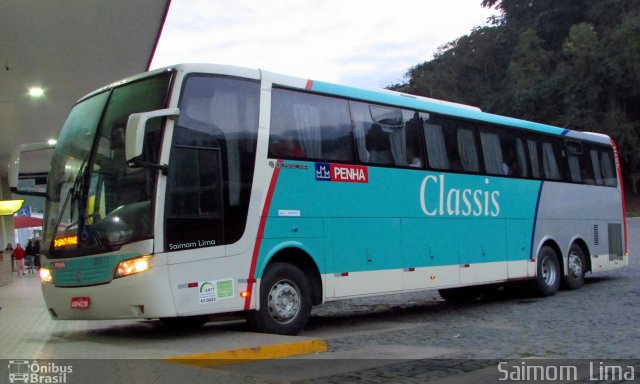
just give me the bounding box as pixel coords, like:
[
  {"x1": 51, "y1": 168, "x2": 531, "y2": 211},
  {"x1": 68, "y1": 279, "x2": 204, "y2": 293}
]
[
  {"x1": 258, "y1": 243, "x2": 323, "y2": 306},
  {"x1": 537, "y1": 237, "x2": 564, "y2": 277},
  {"x1": 568, "y1": 237, "x2": 592, "y2": 274}
]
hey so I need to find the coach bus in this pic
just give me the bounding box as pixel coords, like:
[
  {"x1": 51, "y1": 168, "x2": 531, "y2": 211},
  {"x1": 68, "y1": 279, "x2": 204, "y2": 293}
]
[{"x1": 26, "y1": 64, "x2": 627, "y2": 335}]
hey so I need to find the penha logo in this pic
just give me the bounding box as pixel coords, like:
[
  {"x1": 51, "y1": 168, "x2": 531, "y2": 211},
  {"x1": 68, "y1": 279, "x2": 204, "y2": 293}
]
[
  {"x1": 315, "y1": 163, "x2": 369, "y2": 183},
  {"x1": 315, "y1": 163, "x2": 331, "y2": 181}
]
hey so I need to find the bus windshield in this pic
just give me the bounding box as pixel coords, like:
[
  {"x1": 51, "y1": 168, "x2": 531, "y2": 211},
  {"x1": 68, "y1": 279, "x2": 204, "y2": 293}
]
[{"x1": 44, "y1": 72, "x2": 173, "y2": 258}]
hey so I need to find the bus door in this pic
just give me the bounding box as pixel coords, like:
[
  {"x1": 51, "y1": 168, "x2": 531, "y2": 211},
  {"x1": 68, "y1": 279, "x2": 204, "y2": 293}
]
[{"x1": 164, "y1": 138, "x2": 225, "y2": 252}]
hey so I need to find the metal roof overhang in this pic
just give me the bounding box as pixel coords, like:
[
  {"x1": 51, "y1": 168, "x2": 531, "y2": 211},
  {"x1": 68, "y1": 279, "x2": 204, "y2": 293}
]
[{"x1": 0, "y1": 0, "x2": 171, "y2": 177}]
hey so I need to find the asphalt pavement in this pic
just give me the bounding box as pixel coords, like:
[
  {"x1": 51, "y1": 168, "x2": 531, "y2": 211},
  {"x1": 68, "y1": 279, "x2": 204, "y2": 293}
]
[{"x1": 1, "y1": 219, "x2": 638, "y2": 383}]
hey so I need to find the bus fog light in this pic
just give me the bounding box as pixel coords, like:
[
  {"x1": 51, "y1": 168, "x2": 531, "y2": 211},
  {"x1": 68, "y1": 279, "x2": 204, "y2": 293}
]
[
  {"x1": 40, "y1": 268, "x2": 53, "y2": 284},
  {"x1": 115, "y1": 255, "x2": 153, "y2": 278}
]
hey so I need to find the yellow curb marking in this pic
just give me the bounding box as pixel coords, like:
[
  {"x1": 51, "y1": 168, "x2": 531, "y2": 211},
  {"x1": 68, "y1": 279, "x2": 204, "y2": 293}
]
[{"x1": 164, "y1": 339, "x2": 328, "y2": 367}]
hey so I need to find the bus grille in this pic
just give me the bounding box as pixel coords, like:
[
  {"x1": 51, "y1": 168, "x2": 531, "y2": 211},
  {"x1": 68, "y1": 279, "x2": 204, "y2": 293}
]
[
  {"x1": 608, "y1": 223, "x2": 623, "y2": 261},
  {"x1": 54, "y1": 268, "x2": 113, "y2": 287}
]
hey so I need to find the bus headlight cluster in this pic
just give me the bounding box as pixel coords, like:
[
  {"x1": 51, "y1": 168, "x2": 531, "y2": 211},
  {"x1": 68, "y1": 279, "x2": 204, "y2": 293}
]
[
  {"x1": 40, "y1": 268, "x2": 53, "y2": 284},
  {"x1": 114, "y1": 255, "x2": 153, "y2": 278}
]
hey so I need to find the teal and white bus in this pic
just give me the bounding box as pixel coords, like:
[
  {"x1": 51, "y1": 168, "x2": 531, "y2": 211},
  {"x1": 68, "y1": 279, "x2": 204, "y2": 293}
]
[{"x1": 32, "y1": 64, "x2": 628, "y2": 334}]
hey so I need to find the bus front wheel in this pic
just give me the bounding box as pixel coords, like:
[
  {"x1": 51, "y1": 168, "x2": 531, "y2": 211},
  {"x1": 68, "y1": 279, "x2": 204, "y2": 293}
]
[
  {"x1": 246, "y1": 262, "x2": 312, "y2": 335},
  {"x1": 534, "y1": 245, "x2": 561, "y2": 296}
]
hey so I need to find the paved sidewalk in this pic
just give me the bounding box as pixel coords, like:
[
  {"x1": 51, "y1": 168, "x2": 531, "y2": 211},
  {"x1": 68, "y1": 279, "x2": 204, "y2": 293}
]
[
  {"x1": 0, "y1": 273, "x2": 322, "y2": 360},
  {"x1": 0, "y1": 273, "x2": 140, "y2": 358},
  {"x1": 0, "y1": 272, "x2": 59, "y2": 358}
]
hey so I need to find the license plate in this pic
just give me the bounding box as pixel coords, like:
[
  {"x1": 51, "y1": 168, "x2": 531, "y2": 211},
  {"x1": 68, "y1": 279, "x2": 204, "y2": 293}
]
[{"x1": 70, "y1": 297, "x2": 90, "y2": 309}]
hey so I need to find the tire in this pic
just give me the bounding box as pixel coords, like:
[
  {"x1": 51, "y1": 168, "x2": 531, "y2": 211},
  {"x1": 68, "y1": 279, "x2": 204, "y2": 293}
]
[
  {"x1": 438, "y1": 286, "x2": 481, "y2": 303},
  {"x1": 246, "y1": 262, "x2": 312, "y2": 335},
  {"x1": 159, "y1": 315, "x2": 210, "y2": 330},
  {"x1": 534, "y1": 245, "x2": 561, "y2": 297},
  {"x1": 563, "y1": 243, "x2": 586, "y2": 290}
]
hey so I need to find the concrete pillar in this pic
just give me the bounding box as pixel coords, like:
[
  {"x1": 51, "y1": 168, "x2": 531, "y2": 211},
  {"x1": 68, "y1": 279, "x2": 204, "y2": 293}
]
[{"x1": 0, "y1": 175, "x2": 16, "y2": 250}]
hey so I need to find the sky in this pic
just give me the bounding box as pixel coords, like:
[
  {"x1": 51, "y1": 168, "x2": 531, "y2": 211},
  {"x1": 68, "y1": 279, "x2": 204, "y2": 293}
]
[{"x1": 151, "y1": 0, "x2": 499, "y2": 89}]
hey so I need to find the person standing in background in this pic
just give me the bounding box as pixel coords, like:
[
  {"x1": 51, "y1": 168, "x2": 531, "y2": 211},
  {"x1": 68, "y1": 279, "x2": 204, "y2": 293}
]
[
  {"x1": 25, "y1": 240, "x2": 35, "y2": 274},
  {"x1": 12, "y1": 243, "x2": 26, "y2": 275},
  {"x1": 33, "y1": 239, "x2": 41, "y2": 271}
]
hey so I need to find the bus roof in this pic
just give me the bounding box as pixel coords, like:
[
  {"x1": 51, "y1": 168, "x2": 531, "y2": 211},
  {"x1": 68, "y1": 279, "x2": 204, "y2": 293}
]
[{"x1": 78, "y1": 63, "x2": 613, "y2": 146}]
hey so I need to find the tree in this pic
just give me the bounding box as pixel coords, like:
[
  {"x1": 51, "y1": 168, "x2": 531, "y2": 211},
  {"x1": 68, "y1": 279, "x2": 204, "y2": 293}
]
[
  {"x1": 392, "y1": 0, "x2": 640, "y2": 192},
  {"x1": 554, "y1": 23, "x2": 604, "y2": 130},
  {"x1": 500, "y1": 28, "x2": 557, "y2": 122}
]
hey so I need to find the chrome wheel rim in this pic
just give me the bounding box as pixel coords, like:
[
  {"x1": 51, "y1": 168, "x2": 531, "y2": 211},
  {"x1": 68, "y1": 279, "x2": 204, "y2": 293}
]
[
  {"x1": 568, "y1": 251, "x2": 583, "y2": 278},
  {"x1": 267, "y1": 279, "x2": 300, "y2": 324},
  {"x1": 541, "y1": 255, "x2": 557, "y2": 286}
]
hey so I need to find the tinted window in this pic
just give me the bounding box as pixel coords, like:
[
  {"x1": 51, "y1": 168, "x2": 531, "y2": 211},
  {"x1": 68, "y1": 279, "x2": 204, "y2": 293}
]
[
  {"x1": 423, "y1": 116, "x2": 480, "y2": 173},
  {"x1": 270, "y1": 88, "x2": 353, "y2": 162},
  {"x1": 170, "y1": 75, "x2": 260, "y2": 247},
  {"x1": 479, "y1": 128, "x2": 529, "y2": 177},
  {"x1": 480, "y1": 130, "x2": 504, "y2": 175},
  {"x1": 351, "y1": 102, "x2": 424, "y2": 167},
  {"x1": 168, "y1": 146, "x2": 222, "y2": 217},
  {"x1": 590, "y1": 147, "x2": 617, "y2": 186},
  {"x1": 565, "y1": 140, "x2": 595, "y2": 184},
  {"x1": 527, "y1": 138, "x2": 563, "y2": 180}
]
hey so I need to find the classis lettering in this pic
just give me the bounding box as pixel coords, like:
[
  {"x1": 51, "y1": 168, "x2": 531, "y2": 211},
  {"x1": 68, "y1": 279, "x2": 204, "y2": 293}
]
[{"x1": 420, "y1": 174, "x2": 501, "y2": 218}]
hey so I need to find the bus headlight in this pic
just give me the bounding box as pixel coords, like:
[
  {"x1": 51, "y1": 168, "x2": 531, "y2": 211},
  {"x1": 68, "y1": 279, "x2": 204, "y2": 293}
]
[
  {"x1": 114, "y1": 255, "x2": 153, "y2": 278},
  {"x1": 40, "y1": 268, "x2": 53, "y2": 284}
]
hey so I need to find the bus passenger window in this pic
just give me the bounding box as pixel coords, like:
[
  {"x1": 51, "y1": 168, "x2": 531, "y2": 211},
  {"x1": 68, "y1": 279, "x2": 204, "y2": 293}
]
[
  {"x1": 542, "y1": 142, "x2": 561, "y2": 180},
  {"x1": 351, "y1": 102, "x2": 392, "y2": 165},
  {"x1": 422, "y1": 116, "x2": 479, "y2": 173},
  {"x1": 270, "y1": 88, "x2": 353, "y2": 162},
  {"x1": 457, "y1": 128, "x2": 480, "y2": 173},
  {"x1": 270, "y1": 131, "x2": 305, "y2": 159},
  {"x1": 566, "y1": 141, "x2": 595, "y2": 184},
  {"x1": 527, "y1": 140, "x2": 541, "y2": 178},
  {"x1": 365, "y1": 124, "x2": 393, "y2": 165},
  {"x1": 480, "y1": 131, "x2": 504, "y2": 175},
  {"x1": 589, "y1": 148, "x2": 617, "y2": 186},
  {"x1": 590, "y1": 149, "x2": 603, "y2": 185},
  {"x1": 404, "y1": 111, "x2": 425, "y2": 168},
  {"x1": 351, "y1": 103, "x2": 424, "y2": 168},
  {"x1": 423, "y1": 123, "x2": 449, "y2": 170},
  {"x1": 599, "y1": 150, "x2": 617, "y2": 186},
  {"x1": 528, "y1": 139, "x2": 563, "y2": 181},
  {"x1": 513, "y1": 138, "x2": 529, "y2": 177},
  {"x1": 497, "y1": 135, "x2": 528, "y2": 178}
]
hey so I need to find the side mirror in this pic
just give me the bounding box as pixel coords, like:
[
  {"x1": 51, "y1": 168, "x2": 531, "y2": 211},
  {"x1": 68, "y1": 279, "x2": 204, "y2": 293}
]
[
  {"x1": 125, "y1": 108, "x2": 179, "y2": 165},
  {"x1": 8, "y1": 141, "x2": 56, "y2": 197}
]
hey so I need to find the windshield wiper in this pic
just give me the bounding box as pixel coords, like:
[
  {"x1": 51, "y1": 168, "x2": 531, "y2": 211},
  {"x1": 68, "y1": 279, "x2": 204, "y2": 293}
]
[
  {"x1": 51, "y1": 160, "x2": 110, "y2": 251},
  {"x1": 52, "y1": 159, "x2": 87, "y2": 238}
]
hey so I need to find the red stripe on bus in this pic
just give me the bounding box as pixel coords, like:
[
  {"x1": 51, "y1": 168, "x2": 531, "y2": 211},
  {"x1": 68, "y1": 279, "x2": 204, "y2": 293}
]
[
  {"x1": 305, "y1": 80, "x2": 314, "y2": 90},
  {"x1": 244, "y1": 161, "x2": 282, "y2": 310},
  {"x1": 611, "y1": 138, "x2": 628, "y2": 255}
]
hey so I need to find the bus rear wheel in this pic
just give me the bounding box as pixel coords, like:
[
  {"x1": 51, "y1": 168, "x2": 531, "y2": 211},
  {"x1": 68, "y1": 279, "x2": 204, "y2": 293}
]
[
  {"x1": 534, "y1": 245, "x2": 561, "y2": 297},
  {"x1": 246, "y1": 262, "x2": 311, "y2": 335},
  {"x1": 563, "y1": 243, "x2": 586, "y2": 290}
]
